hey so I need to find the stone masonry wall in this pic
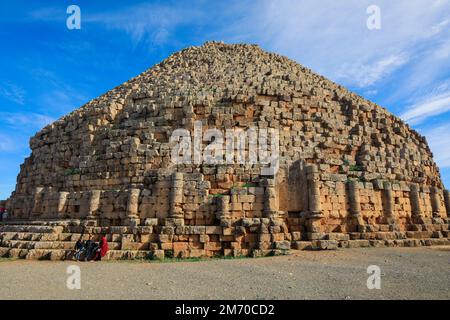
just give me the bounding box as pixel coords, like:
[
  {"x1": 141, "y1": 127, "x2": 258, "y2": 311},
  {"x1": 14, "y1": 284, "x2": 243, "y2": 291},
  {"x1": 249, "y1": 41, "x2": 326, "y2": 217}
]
[{"x1": 2, "y1": 42, "x2": 449, "y2": 257}]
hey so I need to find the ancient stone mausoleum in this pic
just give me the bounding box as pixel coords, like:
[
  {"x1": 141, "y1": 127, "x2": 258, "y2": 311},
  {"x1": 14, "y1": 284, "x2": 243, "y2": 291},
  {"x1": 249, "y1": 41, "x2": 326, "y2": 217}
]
[{"x1": 1, "y1": 42, "x2": 449, "y2": 260}]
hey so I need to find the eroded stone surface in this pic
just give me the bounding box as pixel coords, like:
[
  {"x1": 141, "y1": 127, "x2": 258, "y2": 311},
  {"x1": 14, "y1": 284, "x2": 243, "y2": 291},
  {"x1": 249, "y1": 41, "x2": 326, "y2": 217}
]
[{"x1": 1, "y1": 42, "x2": 449, "y2": 258}]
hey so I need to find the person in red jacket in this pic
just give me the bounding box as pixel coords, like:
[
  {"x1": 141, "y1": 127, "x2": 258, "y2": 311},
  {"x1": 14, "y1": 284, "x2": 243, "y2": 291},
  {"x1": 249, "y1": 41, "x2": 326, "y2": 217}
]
[{"x1": 95, "y1": 234, "x2": 109, "y2": 261}]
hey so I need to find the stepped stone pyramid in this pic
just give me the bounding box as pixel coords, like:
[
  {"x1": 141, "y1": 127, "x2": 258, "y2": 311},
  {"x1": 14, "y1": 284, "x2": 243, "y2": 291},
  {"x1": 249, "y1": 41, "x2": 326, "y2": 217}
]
[{"x1": 1, "y1": 41, "x2": 449, "y2": 260}]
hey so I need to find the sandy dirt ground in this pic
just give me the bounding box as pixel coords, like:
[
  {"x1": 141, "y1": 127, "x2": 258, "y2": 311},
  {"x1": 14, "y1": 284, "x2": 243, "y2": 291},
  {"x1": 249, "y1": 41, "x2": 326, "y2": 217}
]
[{"x1": 0, "y1": 246, "x2": 449, "y2": 300}]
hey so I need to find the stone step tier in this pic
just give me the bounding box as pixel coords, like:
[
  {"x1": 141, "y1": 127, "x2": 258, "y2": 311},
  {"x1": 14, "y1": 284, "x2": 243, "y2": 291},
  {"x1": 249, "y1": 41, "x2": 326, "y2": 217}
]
[
  {"x1": 1, "y1": 220, "x2": 449, "y2": 261},
  {"x1": 0, "y1": 248, "x2": 151, "y2": 261}
]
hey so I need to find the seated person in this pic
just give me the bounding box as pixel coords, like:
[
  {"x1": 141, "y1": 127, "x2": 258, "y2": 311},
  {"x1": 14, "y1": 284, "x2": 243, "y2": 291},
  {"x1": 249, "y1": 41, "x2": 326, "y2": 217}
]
[
  {"x1": 94, "y1": 234, "x2": 109, "y2": 261},
  {"x1": 85, "y1": 238, "x2": 99, "y2": 261},
  {"x1": 74, "y1": 236, "x2": 86, "y2": 261}
]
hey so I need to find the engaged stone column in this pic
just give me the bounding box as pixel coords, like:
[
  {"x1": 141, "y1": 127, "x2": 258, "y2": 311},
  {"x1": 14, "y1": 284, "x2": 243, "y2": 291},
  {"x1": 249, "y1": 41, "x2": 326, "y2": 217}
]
[
  {"x1": 430, "y1": 187, "x2": 441, "y2": 218},
  {"x1": 80, "y1": 190, "x2": 101, "y2": 226},
  {"x1": 348, "y1": 181, "x2": 365, "y2": 232},
  {"x1": 86, "y1": 190, "x2": 101, "y2": 220},
  {"x1": 306, "y1": 165, "x2": 323, "y2": 236},
  {"x1": 216, "y1": 195, "x2": 230, "y2": 222},
  {"x1": 263, "y1": 178, "x2": 279, "y2": 218},
  {"x1": 410, "y1": 184, "x2": 423, "y2": 221},
  {"x1": 307, "y1": 165, "x2": 322, "y2": 216},
  {"x1": 444, "y1": 190, "x2": 450, "y2": 215},
  {"x1": 348, "y1": 181, "x2": 361, "y2": 216},
  {"x1": 32, "y1": 187, "x2": 44, "y2": 216},
  {"x1": 383, "y1": 182, "x2": 396, "y2": 226},
  {"x1": 169, "y1": 172, "x2": 184, "y2": 219},
  {"x1": 57, "y1": 192, "x2": 69, "y2": 216},
  {"x1": 126, "y1": 188, "x2": 141, "y2": 226}
]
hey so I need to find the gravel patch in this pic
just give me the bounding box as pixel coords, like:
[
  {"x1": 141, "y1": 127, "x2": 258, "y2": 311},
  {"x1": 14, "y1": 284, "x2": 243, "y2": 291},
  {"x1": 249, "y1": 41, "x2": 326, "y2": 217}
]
[{"x1": 0, "y1": 247, "x2": 449, "y2": 300}]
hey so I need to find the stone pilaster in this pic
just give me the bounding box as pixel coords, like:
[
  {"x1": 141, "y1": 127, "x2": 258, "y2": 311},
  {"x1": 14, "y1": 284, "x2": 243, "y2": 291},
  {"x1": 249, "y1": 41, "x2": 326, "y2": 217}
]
[{"x1": 125, "y1": 188, "x2": 141, "y2": 227}]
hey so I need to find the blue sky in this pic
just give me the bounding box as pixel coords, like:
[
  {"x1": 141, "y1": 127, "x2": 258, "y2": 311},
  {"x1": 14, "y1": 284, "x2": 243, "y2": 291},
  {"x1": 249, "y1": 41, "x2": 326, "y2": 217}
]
[{"x1": 0, "y1": 0, "x2": 449, "y2": 199}]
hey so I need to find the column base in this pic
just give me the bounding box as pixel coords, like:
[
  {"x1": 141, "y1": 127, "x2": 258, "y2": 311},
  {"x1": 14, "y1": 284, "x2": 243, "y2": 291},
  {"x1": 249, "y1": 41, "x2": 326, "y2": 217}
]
[
  {"x1": 266, "y1": 210, "x2": 286, "y2": 220},
  {"x1": 125, "y1": 215, "x2": 140, "y2": 227},
  {"x1": 219, "y1": 217, "x2": 232, "y2": 227},
  {"x1": 432, "y1": 211, "x2": 441, "y2": 218},
  {"x1": 164, "y1": 218, "x2": 184, "y2": 227},
  {"x1": 306, "y1": 211, "x2": 324, "y2": 233},
  {"x1": 350, "y1": 214, "x2": 366, "y2": 233},
  {"x1": 81, "y1": 217, "x2": 98, "y2": 227},
  {"x1": 411, "y1": 215, "x2": 427, "y2": 225},
  {"x1": 384, "y1": 215, "x2": 399, "y2": 231},
  {"x1": 432, "y1": 217, "x2": 444, "y2": 224}
]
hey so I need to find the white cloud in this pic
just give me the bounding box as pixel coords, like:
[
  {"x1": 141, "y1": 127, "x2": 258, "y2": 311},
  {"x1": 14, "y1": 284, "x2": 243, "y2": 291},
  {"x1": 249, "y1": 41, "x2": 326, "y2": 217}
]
[
  {"x1": 337, "y1": 53, "x2": 409, "y2": 88},
  {"x1": 29, "y1": 7, "x2": 62, "y2": 21},
  {"x1": 434, "y1": 39, "x2": 450, "y2": 59},
  {"x1": 38, "y1": 87, "x2": 90, "y2": 115},
  {"x1": 401, "y1": 93, "x2": 450, "y2": 125},
  {"x1": 219, "y1": 0, "x2": 450, "y2": 88},
  {"x1": 423, "y1": 123, "x2": 450, "y2": 168},
  {"x1": 29, "y1": 3, "x2": 204, "y2": 47},
  {"x1": 364, "y1": 89, "x2": 378, "y2": 96},
  {"x1": 0, "y1": 134, "x2": 20, "y2": 153},
  {"x1": 84, "y1": 3, "x2": 203, "y2": 46},
  {"x1": 400, "y1": 74, "x2": 450, "y2": 125},
  {"x1": 29, "y1": 1, "x2": 449, "y2": 90},
  {"x1": 0, "y1": 82, "x2": 25, "y2": 105},
  {"x1": 430, "y1": 18, "x2": 450, "y2": 36},
  {"x1": 0, "y1": 112, "x2": 55, "y2": 130},
  {"x1": 24, "y1": 1, "x2": 450, "y2": 118},
  {"x1": 29, "y1": 68, "x2": 90, "y2": 114}
]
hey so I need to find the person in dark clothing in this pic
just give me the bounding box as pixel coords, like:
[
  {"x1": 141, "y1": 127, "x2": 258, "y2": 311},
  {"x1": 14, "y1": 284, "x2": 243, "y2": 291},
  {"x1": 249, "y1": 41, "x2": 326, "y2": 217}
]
[
  {"x1": 74, "y1": 234, "x2": 86, "y2": 261},
  {"x1": 84, "y1": 235, "x2": 98, "y2": 261}
]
